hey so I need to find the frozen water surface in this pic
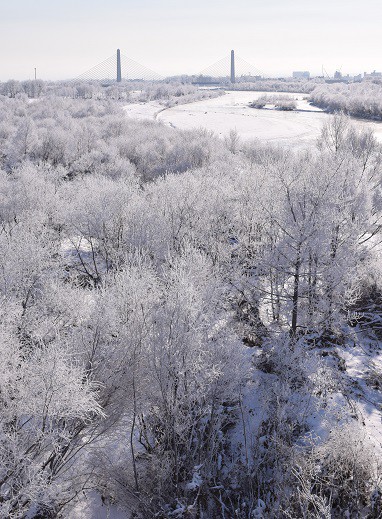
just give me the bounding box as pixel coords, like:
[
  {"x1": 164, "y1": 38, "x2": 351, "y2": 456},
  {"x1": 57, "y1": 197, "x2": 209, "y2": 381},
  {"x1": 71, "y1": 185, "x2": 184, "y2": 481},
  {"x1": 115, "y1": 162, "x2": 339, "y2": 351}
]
[{"x1": 151, "y1": 91, "x2": 382, "y2": 150}]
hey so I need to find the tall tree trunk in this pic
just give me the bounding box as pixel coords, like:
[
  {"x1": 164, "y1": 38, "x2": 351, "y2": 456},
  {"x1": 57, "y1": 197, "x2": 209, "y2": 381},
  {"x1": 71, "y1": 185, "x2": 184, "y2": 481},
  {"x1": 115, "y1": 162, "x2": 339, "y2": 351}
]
[{"x1": 291, "y1": 245, "x2": 302, "y2": 336}]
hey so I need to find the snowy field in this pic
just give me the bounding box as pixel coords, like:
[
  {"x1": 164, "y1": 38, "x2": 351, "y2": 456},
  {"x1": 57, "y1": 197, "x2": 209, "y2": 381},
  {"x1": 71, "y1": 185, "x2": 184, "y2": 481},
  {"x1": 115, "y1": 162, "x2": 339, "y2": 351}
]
[{"x1": 126, "y1": 91, "x2": 382, "y2": 150}]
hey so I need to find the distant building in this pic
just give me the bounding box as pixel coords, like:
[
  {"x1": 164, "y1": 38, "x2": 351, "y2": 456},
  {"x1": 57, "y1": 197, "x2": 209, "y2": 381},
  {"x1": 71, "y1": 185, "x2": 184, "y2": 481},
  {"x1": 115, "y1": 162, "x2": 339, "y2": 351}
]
[
  {"x1": 293, "y1": 71, "x2": 310, "y2": 79},
  {"x1": 364, "y1": 70, "x2": 382, "y2": 79},
  {"x1": 326, "y1": 72, "x2": 363, "y2": 84}
]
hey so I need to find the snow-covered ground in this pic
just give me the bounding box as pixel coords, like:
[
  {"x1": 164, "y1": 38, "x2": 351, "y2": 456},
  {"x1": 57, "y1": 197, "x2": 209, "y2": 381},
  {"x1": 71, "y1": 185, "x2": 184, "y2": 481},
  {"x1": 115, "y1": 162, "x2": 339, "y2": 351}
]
[
  {"x1": 340, "y1": 337, "x2": 382, "y2": 455},
  {"x1": 124, "y1": 91, "x2": 382, "y2": 150},
  {"x1": 67, "y1": 492, "x2": 129, "y2": 519},
  {"x1": 155, "y1": 92, "x2": 329, "y2": 149},
  {"x1": 123, "y1": 101, "x2": 164, "y2": 121}
]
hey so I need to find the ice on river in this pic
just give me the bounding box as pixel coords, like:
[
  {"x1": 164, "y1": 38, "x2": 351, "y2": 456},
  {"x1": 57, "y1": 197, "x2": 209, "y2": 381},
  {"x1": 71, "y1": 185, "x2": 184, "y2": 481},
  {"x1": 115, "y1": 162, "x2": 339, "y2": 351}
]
[{"x1": 154, "y1": 91, "x2": 382, "y2": 150}]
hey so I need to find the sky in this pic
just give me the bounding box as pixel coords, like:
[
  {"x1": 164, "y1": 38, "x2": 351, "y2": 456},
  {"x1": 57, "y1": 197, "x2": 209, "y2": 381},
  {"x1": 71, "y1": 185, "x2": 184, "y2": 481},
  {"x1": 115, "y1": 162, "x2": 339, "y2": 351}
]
[{"x1": 1, "y1": 0, "x2": 381, "y2": 81}]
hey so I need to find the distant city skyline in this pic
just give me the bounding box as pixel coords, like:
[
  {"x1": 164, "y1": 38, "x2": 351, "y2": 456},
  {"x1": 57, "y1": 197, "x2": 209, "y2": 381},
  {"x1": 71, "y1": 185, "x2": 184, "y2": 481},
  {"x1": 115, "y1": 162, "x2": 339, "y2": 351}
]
[{"x1": 1, "y1": 0, "x2": 381, "y2": 81}]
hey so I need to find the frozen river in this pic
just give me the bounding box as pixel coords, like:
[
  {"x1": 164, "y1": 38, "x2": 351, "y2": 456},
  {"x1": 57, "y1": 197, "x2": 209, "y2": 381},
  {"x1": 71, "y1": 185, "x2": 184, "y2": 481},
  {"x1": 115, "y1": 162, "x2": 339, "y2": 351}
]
[{"x1": 126, "y1": 91, "x2": 382, "y2": 150}]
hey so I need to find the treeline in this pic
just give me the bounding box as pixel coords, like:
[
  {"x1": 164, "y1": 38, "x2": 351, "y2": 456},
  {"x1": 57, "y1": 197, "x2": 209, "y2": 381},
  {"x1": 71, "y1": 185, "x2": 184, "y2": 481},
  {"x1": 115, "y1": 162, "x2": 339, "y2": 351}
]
[
  {"x1": 310, "y1": 81, "x2": 382, "y2": 120},
  {"x1": 229, "y1": 79, "x2": 319, "y2": 93},
  {"x1": 52, "y1": 81, "x2": 222, "y2": 104},
  {"x1": 136, "y1": 82, "x2": 222, "y2": 106},
  {"x1": 0, "y1": 79, "x2": 222, "y2": 105},
  {"x1": 0, "y1": 79, "x2": 45, "y2": 98},
  {"x1": 0, "y1": 95, "x2": 382, "y2": 517},
  {"x1": 0, "y1": 95, "x2": 221, "y2": 181}
]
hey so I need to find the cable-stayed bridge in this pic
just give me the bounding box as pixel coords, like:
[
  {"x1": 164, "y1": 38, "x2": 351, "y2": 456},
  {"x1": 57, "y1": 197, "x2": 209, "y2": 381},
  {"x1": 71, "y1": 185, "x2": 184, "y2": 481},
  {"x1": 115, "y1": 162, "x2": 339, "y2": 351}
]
[
  {"x1": 72, "y1": 49, "x2": 262, "y2": 84},
  {"x1": 194, "y1": 50, "x2": 263, "y2": 84},
  {"x1": 73, "y1": 49, "x2": 163, "y2": 82}
]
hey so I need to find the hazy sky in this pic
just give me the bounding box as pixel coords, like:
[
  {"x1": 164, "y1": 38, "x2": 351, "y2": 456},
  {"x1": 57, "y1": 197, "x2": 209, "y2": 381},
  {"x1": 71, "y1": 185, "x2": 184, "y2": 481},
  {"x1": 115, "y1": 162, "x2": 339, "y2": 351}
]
[{"x1": 1, "y1": 0, "x2": 381, "y2": 80}]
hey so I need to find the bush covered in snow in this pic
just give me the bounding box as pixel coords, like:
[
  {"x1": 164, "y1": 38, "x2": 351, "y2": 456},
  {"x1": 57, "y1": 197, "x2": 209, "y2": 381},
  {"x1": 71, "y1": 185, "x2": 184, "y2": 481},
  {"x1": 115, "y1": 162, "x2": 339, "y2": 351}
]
[{"x1": 310, "y1": 81, "x2": 382, "y2": 120}]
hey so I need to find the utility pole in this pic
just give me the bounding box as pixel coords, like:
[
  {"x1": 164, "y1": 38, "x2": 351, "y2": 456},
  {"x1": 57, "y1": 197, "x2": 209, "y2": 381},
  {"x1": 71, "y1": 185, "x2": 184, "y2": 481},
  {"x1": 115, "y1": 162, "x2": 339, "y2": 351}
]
[
  {"x1": 117, "y1": 49, "x2": 122, "y2": 82},
  {"x1": 230, "y1": 50, "x2": 235, "y2": 83},
  {"x1": 34, "y1": 68, "x2": 37, "y2": 80}
]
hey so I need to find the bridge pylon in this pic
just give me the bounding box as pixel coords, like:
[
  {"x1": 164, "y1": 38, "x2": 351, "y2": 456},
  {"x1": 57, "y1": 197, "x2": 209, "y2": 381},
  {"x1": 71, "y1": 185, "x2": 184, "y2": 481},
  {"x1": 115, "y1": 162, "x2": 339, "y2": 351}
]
[
  {"x1": 117, "y1": 49, "x2": 122, "y2": 82},
  {"x1": 230, "y1": 50, "x2": 235, "y2": 83}
]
